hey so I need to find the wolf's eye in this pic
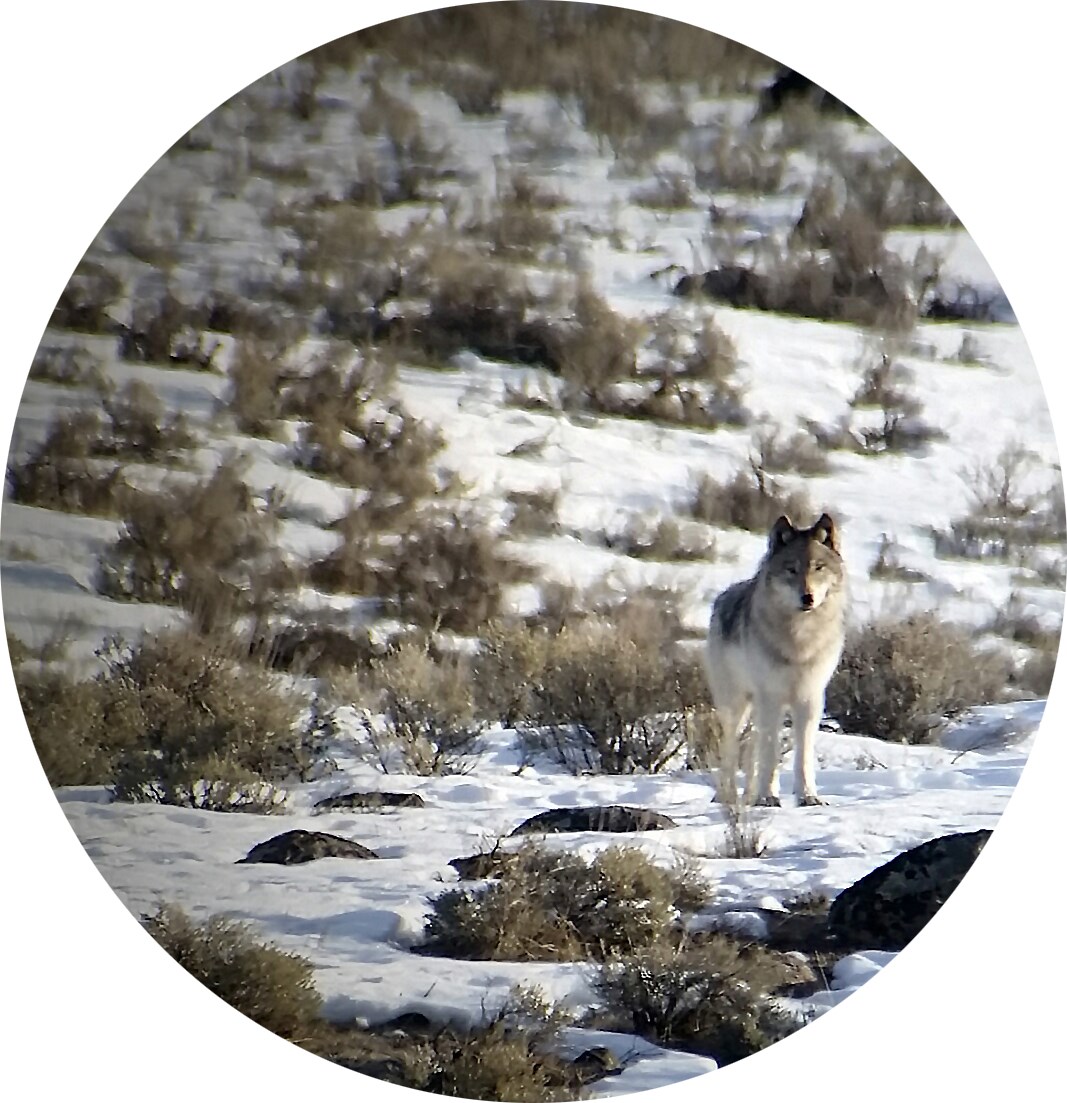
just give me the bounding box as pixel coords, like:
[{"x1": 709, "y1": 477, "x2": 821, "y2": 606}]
[
  {"x1": 785, "y1": 564, "x2": 798, "y2": 575},
  {"x1": 814, "y1": 563, "x2": 825, "y2": 571}
]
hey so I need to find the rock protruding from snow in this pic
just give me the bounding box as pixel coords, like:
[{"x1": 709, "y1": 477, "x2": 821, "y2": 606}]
[
  {"x1": 828, "y1": 829, "x2": 992, "y2": 950},
  {"x1": 674, "y1": 266, "x2": 770, "y2": 309},
  {"x1": 314, "y1": 791, "x2": 426, "y2": 813},
  {"x1": 237, "y1": 829, "x2": 379, "y2": 865},
  {"x1": 509, "y1": 805, "x2": 677, "y2": 835},
  {"x1": 448, "y1": 851, "x2": 514, "y2": 880}
]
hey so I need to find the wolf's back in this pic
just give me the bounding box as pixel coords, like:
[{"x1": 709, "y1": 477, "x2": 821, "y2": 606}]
[{"x1": 710, "y1": 576, "x2": 758, "y2": 641}]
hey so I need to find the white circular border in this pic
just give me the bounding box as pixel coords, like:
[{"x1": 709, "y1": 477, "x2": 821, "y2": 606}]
[{"x1": 2, "y1": 3, "x2": 1062, "y2": 1099}]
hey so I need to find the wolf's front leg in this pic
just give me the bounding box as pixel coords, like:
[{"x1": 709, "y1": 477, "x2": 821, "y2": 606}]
[
  {"x1": 750, "y1": 700, "x2": 784, "y2": 806},
  {"x1": 792, "y1": 697, "x2": 825, "y2": 806},
  {"x1": 712, "y1": 704, "x2": 747, "y2": 806}
]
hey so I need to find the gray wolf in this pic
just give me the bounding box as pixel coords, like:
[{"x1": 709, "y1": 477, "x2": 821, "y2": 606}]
[{"x1": 700, "y1": 513, "x2": 847, "y2": 806}]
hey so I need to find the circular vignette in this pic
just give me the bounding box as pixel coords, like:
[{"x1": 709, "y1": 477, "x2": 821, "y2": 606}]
[{"x1": 2, "y1": 4, "x2": 1064, "y2": 1101}]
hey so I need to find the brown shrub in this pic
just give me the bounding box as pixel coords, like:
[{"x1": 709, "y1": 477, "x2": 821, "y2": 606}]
[
  {"x1": 826, "y1": 612, "x2": 1011, "y2": 743},
  {"x1": 506, "y1": 486, "x2": 561, "y2": 538},
  {"x1": 299, "y1": 984, "x2": 581, "y2": 1099},
  {"x1": 933, "y1": 444, "x2": 1066, "y2": 561},
  {"x1": 632, "y1": 171, "x2": 694, "y2": 210},
  {"x1": 359, "y1": 640, "x2": 484, "y2": 775},
  {"x1": 844, "y1": 344, "x2": 944, "y2": 455},
  {"x1": 868, "y1": 534, "x2": 930, "y2": 584},
  {"x1": 750, "y1": 424, "x2": 830, "y2": 476},
  {"x1": 118, "y1": 289, "x2": 219, "y2": 368},
  {"x1": 407, "y1": 251, "x2": 555, "y2": 367},
  {"x1": 552, "y1": 278, "x2": 642, "y2": 409},
  {"x1": 686, "y1": 460, "x2": 812, "y2": 534},
  {"x1": 835, "y1": 147, "x2": 959, "y2": 229},
  {"x1": 573, "y1": 75, "x2": 651, "y2": 158},
  {"x1": 145, "y1": 899, "x2": 582, "y2": 1099},
  {"x1": 6, "y1": 434, "x2": 128, "y2": 517},
  {"x1": 304, "y1": 508, "x2": 384, "y2": 597},
  {"x1": 463, "y1": 174, "x2": 562, "y2": 259},
  {"x1": 694, "y1": 123, "x2": 787, "y2": 194},
  {"x1": 989, "y1": 593, "x2": 1060, "y2": 697},
  {"x1": 95, "y1": 379, "x2": 197, "y2": 462},
  {"x1": 281, "y1": 345, "x2": 397, "y2": 426},
  {"x1": 7, "y1": 381, "x2": 195, "y2": 515},
  {"x1": 143, "y1": 905, "x2": 321, "y2": 1038},
  {"x1": 309, "y1": 496, "x2": 527, "y2": 637},
  {"x1": 102, "y1": 629, "x2": 313, "y2": 808},
  {"x1": 6, "y1": 633, "x2": 31, "y2": 667},
  {"x1": 432, "y1": 60, "x2": 504, "y2": 116},
  {"x1": 989, "y1": 592, "x2": 1060, "y2": 651},
  {"x1": 96, "y1": 458, "x2": 295, "y2": 634},
  {"x1": 473, "y1": 619, "x2": 555, "y2": 727},
  {"x1": 50, "y1": 260, "x2": 122, "y2": 332},
  {"x1": 224, "y1": 339, "x2": 292, "y2": 438},
  {"x1": 29, "y1": 344, "x2": 105, "y2": 387},
  {"x1": 387, "y1": 506, "x2": 530, "y2": 634},
  {"x1": 430, "y1": 1014, "x2": 576, "y2": 1102},
  {"x1": 291, "y1": 399, "x2": 442, "y2": 501},
  {"x1": 518, "y1": 613, "x2": 704, "y2": 774},
  {"x1": 594, "y1": 937, "x2": 802, "y2": 1065},
  {"x1": 16, "y1": 667, "x2": 123, "y2": 786},
  {"x1": 279, "y1": 203, "x2": 406, "y2": 334},
  {"x1": 17, "y1": 628, "x2": 314, "y2": 802},
  {"x1": 680, "y1": 315, "x2": 742, "y2": 387},
  {"x1": 349, "y1": 4, "x2": 766, "y2": 101},
  {"x1": 586, "y1": 312, "x2": 747, "y2": 429},
  {"x1": 686, "y1": 201, "x2": 940, "y2": 331},
  {"x1": 423, "y1": 842, "x2": 711, "y2": 962},
  {"x1": 1015, "y1": 648, "x2": 1058, "y2": 698},
  {"x1": 355, "y1": 78, "x2": 454, "y2": 204},
  {"x1": 282, "y1": 347, "x2": 442, "y2": 503},
  {"x1": 250, "y1": 620, "x2": 383, "y2": 676},
  {"x1": 597, "y1": 513, "x2": 718, "y2": 563}
]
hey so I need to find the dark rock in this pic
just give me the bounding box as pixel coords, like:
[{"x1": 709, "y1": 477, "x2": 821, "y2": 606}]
[
  {"x1": 448, "y1": 851, "x2": 516, "y2": 880},
  {"x1": 314, "y1": 791, "x2": 426, "y2": 813},
  {"x1": 337, "y1": 1057, "x2": 409, "y2": 1084},
  {"x1": 828, "y1": 829, "x2": 992, "y2": 951},
  {"x1": 237, "y1": 829, "x2": 379, "y2": 865},
  {"x1": 251, "y1": 624, "x2": 382, "y2": 674},
  {"x1": 758, "y1": 67, "x2": 859, "y2": 118},
  {"x1": 379, "y1": 1011, "x2": 433, "y2": 1035},
  {"x1": 510, "y1": 805, "x2": 677, "y2": 835},
  {"x1": 572, "y1": 1047, "x2": 623, "y2": 1083},
  {"x1": 922, "y1": 284, "x2": 1015, "y2": 324},
  {"x1": 763, "y1": 893, "x2": 836, "y2": 954},
  {"x1": 675, "y1": 265, "x2": 771, "y2": 309}
]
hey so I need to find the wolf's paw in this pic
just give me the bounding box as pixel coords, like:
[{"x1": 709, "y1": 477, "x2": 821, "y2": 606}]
[
  {"x1": 797, "y1": 794, "x2": 826, "y2": 807},
  {"x1": 753, "y1": 795, "x2": 781, "y2": 808}
]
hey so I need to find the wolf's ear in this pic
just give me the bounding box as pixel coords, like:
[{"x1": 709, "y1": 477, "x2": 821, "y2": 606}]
[
  {"x1": 769, "y1": 515, "x2": 795, "y2": 550},
  {"x1": 812, "y1": 513, "x2": 838, "y2": 551}
]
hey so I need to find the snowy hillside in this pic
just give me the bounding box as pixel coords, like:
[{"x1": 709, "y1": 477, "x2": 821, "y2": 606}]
[{"x1": 3, "y1": 3, "x2": 1066, "y2": 1101}]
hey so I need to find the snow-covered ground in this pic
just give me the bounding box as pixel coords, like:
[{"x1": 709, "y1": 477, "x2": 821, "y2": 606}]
[
  {"x1": 3, "y1": 5, "x2": 1067, "y2": 1102},
  {"x1": 56, "y1": 708, "x2": 1038, "y2": 1054}
]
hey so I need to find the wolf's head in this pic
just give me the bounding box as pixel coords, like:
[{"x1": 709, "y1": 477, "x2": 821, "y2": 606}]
[{"x1": 764, "y1": 513, "x2": 843, "y2": 612}]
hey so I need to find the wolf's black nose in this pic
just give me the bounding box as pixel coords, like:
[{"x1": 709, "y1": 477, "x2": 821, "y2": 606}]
[{"x1": 801, "y1": 593, "x2": 815, "y2": 609}]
